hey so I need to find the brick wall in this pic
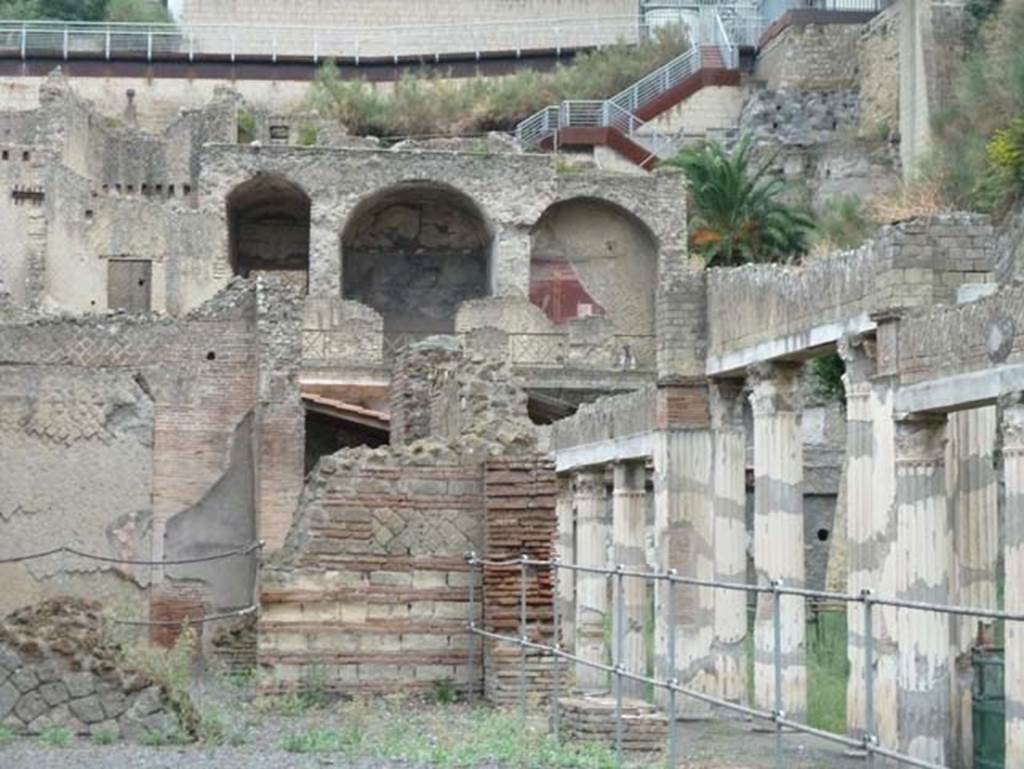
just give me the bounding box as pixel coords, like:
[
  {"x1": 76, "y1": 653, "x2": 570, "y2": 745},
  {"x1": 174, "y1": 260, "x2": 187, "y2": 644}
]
[
  {"x1": 258, "y1": 448, "x2": 485, "y2": 695},
  {"x1": 706, "y1": 215, "x2": 995, "y2": 370},
  {"x1": 481, "y1": 458, "x2": 558, "y2": 705},
  {"x1": 755, "y1": 22, "x2": 863, "y2": 90}
]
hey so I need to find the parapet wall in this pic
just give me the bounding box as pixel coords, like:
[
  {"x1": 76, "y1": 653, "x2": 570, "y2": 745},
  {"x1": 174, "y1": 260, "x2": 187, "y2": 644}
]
[{"x1": 706, "y1": 215, "x2": 995, "y2": 374}]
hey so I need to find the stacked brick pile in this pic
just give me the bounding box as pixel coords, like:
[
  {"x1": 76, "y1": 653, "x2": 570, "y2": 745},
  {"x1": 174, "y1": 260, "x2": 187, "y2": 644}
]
[
  {"x1": 558, "y1": 695, "x2": 668, "y2": 753},
  {"x1": 482, "y1": 457, "x2": 558, "y2": 704}
]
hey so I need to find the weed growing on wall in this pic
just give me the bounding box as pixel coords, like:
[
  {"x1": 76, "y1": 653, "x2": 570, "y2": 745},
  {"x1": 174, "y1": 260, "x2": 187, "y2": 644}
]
[
  {"x1": 306, "y1": 26, "x2": 689, "y2": 138},
  {"x1": 908, "y1": 0, "x2": 1024, "y2": 216}
]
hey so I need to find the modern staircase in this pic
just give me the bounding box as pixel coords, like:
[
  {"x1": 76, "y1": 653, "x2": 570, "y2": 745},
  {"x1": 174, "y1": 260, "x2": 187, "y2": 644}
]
[{"x1": 514, "y1": 10, "x2": 746, "y2": 169}]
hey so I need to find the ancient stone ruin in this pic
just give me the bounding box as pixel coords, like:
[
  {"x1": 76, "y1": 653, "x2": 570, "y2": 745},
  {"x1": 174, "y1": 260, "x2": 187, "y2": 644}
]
[{"x1": 0, "y1": 0, "x2": 1020, "y2": 767}]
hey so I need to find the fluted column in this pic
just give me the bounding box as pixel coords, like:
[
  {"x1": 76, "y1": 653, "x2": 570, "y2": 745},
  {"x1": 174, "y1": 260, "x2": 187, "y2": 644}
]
[
  {"x1": 556, "y1": 475, "x2": 575, "y2": 655},
  {"x1": 653, "y1": 389, "x2": 716, "y2": 715},
  {"x1": 612, "y1": 460, "x2": 647, "y2": 699},
  {"x1": 895, "y1": 413, "x2": 952, "y2": 764},
  {"x1": 574, "y1": 467, "x2": 609, "y2": 692},
  {"x1": 710, "y1": 379, "x2": 747, "y2": 703},
  {"x1": 1001, "y1": 396, "x2": 1024, "y2": 768},
  {"x1": 749, "y1": 362, "x2": 806, "y2": 720},
  {"x1": 839, "y1": 334, "x2": 902, "y2": 743},
  {"x1": 947, "y1": 405, "x2": 998, "y2": 767}
]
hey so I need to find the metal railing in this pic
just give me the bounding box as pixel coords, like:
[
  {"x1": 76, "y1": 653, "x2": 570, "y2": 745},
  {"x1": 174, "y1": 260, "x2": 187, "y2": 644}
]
[
  {"x1": 466, "y1": 553, "x2": 1021, "y2": 769},
  {"x1": 757, "y1": 0, "x2": 891, "y2": 30},
  {"x1": 514, "y1": 12, "x2": 737, "y2": 160},
  {"x1": 0, "y1": 16, "x2": 647, "y2": 63}
]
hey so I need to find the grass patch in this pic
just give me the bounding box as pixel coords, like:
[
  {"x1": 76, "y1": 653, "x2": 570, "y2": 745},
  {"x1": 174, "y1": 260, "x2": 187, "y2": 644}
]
[
  {"x1": 139, "y1": 727, "x2": 191, "y2": 747},
  {"x1": 806, "y1": 607, "x2": 849, "y2": 735},
  {"x1": 38, "y1": 726, "x2": 73, "y2": 748},
  {"x1": 0, "y1": 724, "x2": 15, "y2": 745},
  {"x1": 281, "y1": 727, "x2": 360, "y2": 754},
  {"x1": 92, "y1": 728, "x2": 117, "y2": 745}
]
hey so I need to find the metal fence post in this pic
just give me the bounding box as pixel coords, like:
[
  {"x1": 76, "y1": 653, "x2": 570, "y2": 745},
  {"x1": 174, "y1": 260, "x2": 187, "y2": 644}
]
[
  {"x1": 62, "y1": 27, "x2": 68, "y2": 60},
  {"x1": 862, "y1": 588, "x2": 876, "y2": 769},
  {"x1": 772, "y1": 579, "x2": 784, "y2": 769},
  {"x1": 20, "y1": 24, "x2": 26, "y2": 61},
  {"x1": 551, "y1": 557, "x2": 561, "y2": 745},
  {"x1": 520, "y1": 554, "x2": 528, "y2": 723},
  {"x1": 614, "y1": 565, "x2": 625, "y2": 768},
  {"x1": 667, "y1": 569, "x2": 679, "y2": 769},
  {"x1": 467, "y1": 552, "x2": 478, "y2": 703}
]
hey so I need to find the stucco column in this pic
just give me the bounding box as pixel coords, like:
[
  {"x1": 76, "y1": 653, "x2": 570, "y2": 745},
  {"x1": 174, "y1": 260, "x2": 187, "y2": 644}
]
[
  {"x1": 947, "y1": 405, "x2": 998, "y2": 767},
  {"x1": 654, "y1": 386, "x2": 715, "y2": 715},
  {"x1": 574, "y1": 467, "x2": 609, "y2": 692},
  {"x1": 895, "y1": 413, "x2": 952, "y2": 764},
  {"x1": 748, "y1": 362, "x2": 806, "y2": 721},
  {"x1": 556, "y1": 475, "x2": 576, "y2": 655},
  {"x1": 1002, "y1": 396, "x2": 1024, "y2": 768},
  {"x1": 709, "y1": 379, "x2": 747, "y2": 703},
  {"x1": 612, "y1": 460, "x2": 647, "y2": 699},
  {"x1": 490, "y1": 223, "x2": 530, "y2": 298},
  {"x1": 839, "y1": 333, "x2": 903, "y2": 743}
]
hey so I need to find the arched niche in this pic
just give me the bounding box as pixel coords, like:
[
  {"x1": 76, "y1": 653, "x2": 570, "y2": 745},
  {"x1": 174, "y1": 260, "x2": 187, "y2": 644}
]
[
  {"x1": 226, "y1": 175, "x2": 311, "y2": 278},
  {"x1": 529, "y1": 198, "x2": 658, "y2": 336},
  {"x1": 341, "y1": 182, "x2": 492, "y2": 339}
]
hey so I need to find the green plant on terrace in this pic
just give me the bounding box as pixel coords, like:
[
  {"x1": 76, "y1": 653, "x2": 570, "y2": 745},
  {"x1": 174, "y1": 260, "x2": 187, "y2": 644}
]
[{"x1": 668, "y1": 136, "x2": 815, "y2": 266}]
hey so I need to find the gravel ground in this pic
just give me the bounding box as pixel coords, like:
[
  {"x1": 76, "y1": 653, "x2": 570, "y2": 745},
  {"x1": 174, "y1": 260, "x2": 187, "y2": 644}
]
[{"x1": 0, "y1": 679, "x2": 868, "y2": 769}]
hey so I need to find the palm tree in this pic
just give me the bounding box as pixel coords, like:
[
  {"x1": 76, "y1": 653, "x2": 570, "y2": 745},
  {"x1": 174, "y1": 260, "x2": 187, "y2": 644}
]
[{"x1": 668, "y1": 136, "x2": 814, "y2": 266}]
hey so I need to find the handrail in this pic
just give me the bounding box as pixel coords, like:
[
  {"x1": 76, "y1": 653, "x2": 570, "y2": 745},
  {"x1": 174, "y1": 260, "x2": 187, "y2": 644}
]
[
  {"x1": 0, "y1": 15, "x2": 648, "y2": 61},
  {"x1": 515, "y1": 12, "x2": 740, "y2": 162}
]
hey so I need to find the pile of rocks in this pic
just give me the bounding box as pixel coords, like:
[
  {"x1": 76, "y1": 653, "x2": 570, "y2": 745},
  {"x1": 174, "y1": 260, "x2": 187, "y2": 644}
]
[
  {"x1": 0, "y1": 598, "x2": 188, "y2": 740},
  {"x1": 558, "y1": 694, "x2": 668, "y2": 754}
]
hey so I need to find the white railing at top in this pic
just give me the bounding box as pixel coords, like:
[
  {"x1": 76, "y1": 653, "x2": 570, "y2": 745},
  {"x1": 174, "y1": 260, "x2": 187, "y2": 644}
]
[
  {"x1": 515, "y1": 12, "x2": 738, "y2": 161},
  {"x1": 0, "y1": 15, "x2": 647, "y2": 62}
]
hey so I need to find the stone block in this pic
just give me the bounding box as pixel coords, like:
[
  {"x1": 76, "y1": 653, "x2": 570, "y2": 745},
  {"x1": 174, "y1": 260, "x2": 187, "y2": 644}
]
[
  {"x1": 39, "y1": 681, "x2": 69, "y2": 706},
  {"x1": 35, "y1": 660, "x2": 61, "y2": 683},
  {"x1": 14, "y1": 691, "x2": 47, "y2": 723},
  {"x1": 99, "y1": 689, "x2": 128, "y2": 719},
  {"x1": 0, "y1": 681, "x2": 18, "y2": 719},
  {"x1": 65, "y1": 672, "x2": 95, "y2": 699},
  {"x1": 69, "y1": 694, "x2": 107, "y2": 724},
  {"x1": 10, "y1": 668, "x2": 38, "y2": 693}
]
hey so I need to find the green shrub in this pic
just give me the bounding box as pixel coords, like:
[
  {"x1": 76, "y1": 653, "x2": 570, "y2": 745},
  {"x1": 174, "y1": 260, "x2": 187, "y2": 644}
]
[
  {"x1": 38, "y1": 726, "x2": 73, "y2": 748},
  {"x1": 430, "y1": 677, "x2": 458, "y2": 705},
  {"x1": 917, "y1": 0, "x2": 1024, "y2": 214},
  {"x1": 297, "y1": 123, "x2": 319, "y2": 147},
  {"x1": 236, "y1": 110, "x2": 257, "y2": 144},
  {"x1": 104, "y1": 0, "x2": 171, "y2": 22},
  {"x1": 813, "y1": 194, "x2": 874, "y2": 253},
  {"x1": 307, "y1": 26, "x2": 689, "y2": 138},
  {"x1": 810, "y1": 353, "x2": 846, "y2": 402}
]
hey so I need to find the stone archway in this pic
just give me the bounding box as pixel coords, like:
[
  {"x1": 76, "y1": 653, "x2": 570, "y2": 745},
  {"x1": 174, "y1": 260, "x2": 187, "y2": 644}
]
[{"x1": 227, "y1": 175, "x2": 311, "y2": 278}]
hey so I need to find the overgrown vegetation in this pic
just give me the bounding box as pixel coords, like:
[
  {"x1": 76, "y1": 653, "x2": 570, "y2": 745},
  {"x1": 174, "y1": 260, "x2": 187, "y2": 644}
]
[
  {"x1": 92, "y1": 728, "x2": 117, "y2": 745},
  {"x1": 306, "y1": 27, "x2": 688, "y2": 137},
  {"x1": 0, "y1": 0, "x2": 170, "y2": 22},
  {"x1": 280, "y1": 704, "x2": 621, "y2": 767},
  {"x1": 810, "y1": 353, "x2": 847, "y2": 402},
  {"x1": 806, "y1": 608, "x2": 849, "y2": 734},
  {"x1": 901, "y1": 0, "x2": 1024, "y2": 217},
  {"x1": 812, "y1": 194, "x2": 875, "y2": 255},
  {"x1": 125, "y1": 623, "x2": 201, "y2": 740},
  {"x1": 667, "y1": 136, "x2": 815, "y2": 266}
]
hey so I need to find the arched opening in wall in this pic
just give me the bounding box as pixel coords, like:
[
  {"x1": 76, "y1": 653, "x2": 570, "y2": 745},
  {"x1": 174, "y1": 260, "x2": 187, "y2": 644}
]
[
  {"x1": 529, "y1": 198, "x2": 658, "y2": 350},
  {"x1": 341, "y1": 182, "x2": 492, "y2": 348},
  {"x1": 227, "y1": 175, "x2": 311, "y2": 281}
]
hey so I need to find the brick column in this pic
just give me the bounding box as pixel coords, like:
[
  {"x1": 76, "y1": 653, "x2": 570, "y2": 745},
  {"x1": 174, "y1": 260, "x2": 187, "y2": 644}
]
[
  {"x1": 654, "y1": 384, "x2": 715, "y2": 715},
  {"x1": 556, "y1": 475, "x2": 576, "y2": 655},
  {"x1": 748, "y1": 362, "x2": 806, "y2": 720},
  {"x1": 1002, "y1": 397, "x2": 1024, "y2": 767},
  {"x1": 895, "y1": 413, "x2": 952, "y2": 764},
  {"x1": 709, "y1": 379, "x2": 747, "y2": 703},
  {"x1": 612, "y1": 460, "x2": 647, "y2": 699},
  {"x1": 948, "y1": 405, "x2": 998, "y2": 767},
  {"x1": 574, "y1": 467, "x2": 609, "y2": 692}
]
